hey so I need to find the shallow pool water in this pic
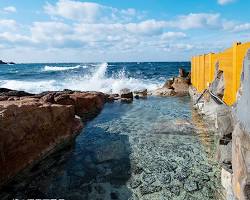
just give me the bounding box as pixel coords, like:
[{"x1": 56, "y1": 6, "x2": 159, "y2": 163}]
[{"x1": 0, "y1": 96, "x2": 222, "y2": 200}]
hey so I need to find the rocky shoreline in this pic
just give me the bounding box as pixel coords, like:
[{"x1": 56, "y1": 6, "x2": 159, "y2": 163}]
[
  {"x1": 188, "y1": 51, "x2": 250, "y2": 200},
  {"x1": 0, "y1": 68, "x2": 191, "y2": 190},
  {"x1": 0, "y1": 89, "x2": 110, "y2": 187}
]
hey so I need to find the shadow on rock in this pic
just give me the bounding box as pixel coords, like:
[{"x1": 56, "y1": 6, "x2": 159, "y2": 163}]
[{"x1": 0, "y1": 105, "x2": 133, "y2": 200}]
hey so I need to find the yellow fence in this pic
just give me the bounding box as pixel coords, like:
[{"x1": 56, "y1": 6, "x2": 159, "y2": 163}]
[{"x1": 191, "y1": 42, "x2": 250, "y2": 105}]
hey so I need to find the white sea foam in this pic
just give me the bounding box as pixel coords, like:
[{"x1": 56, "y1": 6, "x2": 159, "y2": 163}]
[
  {"x1": 43, "y1": 65, "x2": 87, "y2": 72},
  {"x1": 0, "y1": 62, "x2": 161, "y2": 94},
  {"x1": 0, "y1": 80, "x2": 60, "y2": 93}
]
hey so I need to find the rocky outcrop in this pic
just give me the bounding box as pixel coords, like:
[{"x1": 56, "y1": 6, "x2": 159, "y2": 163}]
[
  {"x1": 0, "y1": 60, "x2": 7, "y2": 64},
  {"x1": 152, "y1": 87, "x2": 176, "y2": 96},
  {"x1": 120, "y1": 88, "x2": 133, "y2": 103},
  {"x1": 0, "y1": 60, "x2": 15, "y2": 65},
  {"x1": 189, "y1": 49, "x2": 250, "y2": 200},
  {"x1": 134, "y1": 89, "x2": 147, "y2": 99},
  {"x1": 0, "y1": 89, "x2": 108, "y2": 187},
  {"x1": 152, "y1": 68, "x2": 191, "y2": 97},
  {"x1": 172, "y1": 77, "x2": 190, "y2": 95}
]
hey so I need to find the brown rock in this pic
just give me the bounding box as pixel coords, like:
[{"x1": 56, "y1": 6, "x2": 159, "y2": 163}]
[
  {"x1": 152, "y1": 88, "x2": 176, "y2": 96},
  {"x1": 120, "y1": 88, "x2": 133, "y2": 99},
  {"x1": 0, "y1": 88, "x2": 34, "y2": 97},
  {"x1": 0, "y1": 90, "x2": 107, "y2": 187},
  {"x1": 0, "y1": 99, "x2": 83, "y2": 186},
  {"x1": 172, "y1": 77, "x2": 190, "y2": 94},
  {"x1": 163, "y1": 80, "x2": 174, "y2": 89},
  {"x1": 134, "y1": 89, "x2": 147, "y2": 98},
  {"x1": 179, "y1": 68, "x2": 187, "y2": 77},
  {"x1": 69, "y1": 92, "x2": 105, "y2": 119}
]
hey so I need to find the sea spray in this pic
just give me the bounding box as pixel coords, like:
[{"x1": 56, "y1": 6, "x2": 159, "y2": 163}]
[{"x1": 0, "y1": 62, "x2": 161, "y2": 94}]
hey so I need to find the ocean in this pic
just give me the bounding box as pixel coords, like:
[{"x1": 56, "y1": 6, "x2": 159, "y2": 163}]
[
  {"x1": 0, "y1": 62, "x2": 223, "y2": 200},
  {"x1": 0, "y1": 62, "x2": 190, "y2": 93}
]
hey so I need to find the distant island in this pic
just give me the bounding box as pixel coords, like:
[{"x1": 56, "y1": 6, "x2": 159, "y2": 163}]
[{"x1": 0, "y1": 60, "x2": 15, "y2": 65}]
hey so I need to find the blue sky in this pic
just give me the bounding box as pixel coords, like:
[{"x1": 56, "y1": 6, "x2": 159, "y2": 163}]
[{"x1": 0, "y1": 0, "x2": 250, "y2": 62}]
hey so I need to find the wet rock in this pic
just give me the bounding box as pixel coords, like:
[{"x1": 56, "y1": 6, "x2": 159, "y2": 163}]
[
  {"x1": 152, "y1": 88, "x2": 176, "y2": 96},
  {"x1": 158, "y1": 173, "x2": 171, "y2": 184},
  {"x1": 139, "y1": 184, "x2": 162, "y2": 195},
  {"x1": 121, "y1": 98, "x2": 133, "y2": 103},
  {"x1": 132, "y1": 165, "x2": 143, "y2": 175},
  {"x1": 92, "y1": 140, "x2": 128, "y2": 163},
  {"x1": 130, "y1": 178, "x2": 142, "y2": 189},
  {"x1": 54, "y1": 94, "x2": 74, "y2": 105},
  {"x1": 142, "y1": 173, "x2": 156, "y2": 184},
  {"x1": 172, "y1": 77, "x2": 189, "y2": 94},
  {"x1": 179, "y1": 68, "x2": 188, "y2": 78},
  {"x1": 94, "y1": 185, "x2": 106, "y2": 194},
  {"x1": 175, "y1": 167, "x2": 191, "y2": 181},
  {"x1": 66, "y1": 192, "x2": 85, "y2": 200},
  {"x1": 0, "y1": 90, "x2": 107, "y2": 187},
  {"x1": 184, "y1": 179, "x2": 199, "y2": 192},
  {"x1": 110, "y1": 192, "x2": 119, "y2": 199},
  {"x1": 134, "y1": 89, "x2": 147, "y2": 98},
  {"x1": 169, "y1": 185, "x2": 181, "y2": 196},
  {"x1": 199, "y1": 164, "x2": 212, "y2": 173},
  {"x1": 40, "y1": 92, "x2": 55, "y2": 103},
  {"x1": 163, "y1": 79, "x2": 174, "y2": 89},
  {"x1": 0, "y1": 88, "x2": 34, "y2": 98},
  {"x1": 120, "y1": 88, "x2": 133, "y2": 99}
]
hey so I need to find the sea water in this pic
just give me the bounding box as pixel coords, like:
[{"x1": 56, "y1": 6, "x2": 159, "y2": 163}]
[{"x1": 0, "y1": 62, "x2": 222, "y2": 200}]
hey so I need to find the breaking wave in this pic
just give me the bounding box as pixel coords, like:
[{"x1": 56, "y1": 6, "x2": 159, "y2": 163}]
[
  {"x1": 43, "y1": 65, "x2": 87, "y2": 72},
  {"x1": 0, "y1": 62, "x2": 161, "y2": 94}
]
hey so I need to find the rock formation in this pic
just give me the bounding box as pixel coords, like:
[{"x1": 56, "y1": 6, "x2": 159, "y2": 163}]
[
  {"x1": 0, "y1": 60, "x2": 15, "y2": 65},
  {"x1": 152, "y1": 68, "x2": 191, "y2": 97},
  {"x1": 189, "y1": 49, "x2": 250, "y2": 199},
  {"x1": 0, "y1": 60, "x2": 7, "y2": 64},
  {"x1": 0, "y1": 89, "x2": 109, "y2": 187}
]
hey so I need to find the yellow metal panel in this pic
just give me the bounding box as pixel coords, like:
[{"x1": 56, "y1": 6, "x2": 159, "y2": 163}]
[{"x1": 190, "y1": 41, "x2": 250, "y2": 105}]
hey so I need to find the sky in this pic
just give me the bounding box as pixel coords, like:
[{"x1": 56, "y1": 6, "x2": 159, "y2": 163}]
[{"x1": 0, "y1": 0, "x2": 250, "y2": 63}]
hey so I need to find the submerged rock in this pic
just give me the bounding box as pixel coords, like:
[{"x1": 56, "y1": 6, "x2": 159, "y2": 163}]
[
  {"x1": 139, "y1": 184, "x2": 162, "y2": 195},
  {"x1": 151, "y1": 88, "x2": 176, "y2": 96}
]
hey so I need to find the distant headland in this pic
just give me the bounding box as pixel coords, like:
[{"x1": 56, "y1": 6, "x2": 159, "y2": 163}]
[{"x1": 0, "y1": 60, "x2": 15, "y2": 65}]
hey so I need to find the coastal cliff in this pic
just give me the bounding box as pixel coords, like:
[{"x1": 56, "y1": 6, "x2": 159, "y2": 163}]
[{"x1": 0, "y1": 89, "x2": 108, "y2": 187}]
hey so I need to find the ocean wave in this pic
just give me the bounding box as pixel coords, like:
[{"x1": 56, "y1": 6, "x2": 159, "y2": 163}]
[
  {"x1": 42, "y1": 65, "x2": 87, "y2": 72},
  {"x1": 0, "y1": 62, "x2": 161, "y2": 94},
  {"x1": 0, "y1": 80, "x2": 60, "y2": 94}
]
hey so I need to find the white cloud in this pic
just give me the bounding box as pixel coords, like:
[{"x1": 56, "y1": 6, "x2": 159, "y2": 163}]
[
  {"x1": 232, "y1": 23, "x2": 250, "y2": 32},
  {"x1": 3, "y1": 6, "x2": 17, "y2": 13},
  {"x1": 0, "y1": 19, "x2": 17, "y2": 30},
  {"x1": 44, "y1": 0, "x2": 139, "y2": 23},
  {"x1": 168, "y1": 13, "x2": 222, "y2": 30},
  {"x1": 218, "y1": 0, "x2": 235, "y2": 5},
  {"x1": 161, "y1": 32, "x2": 186, "y2": 40},
  {"x1": 0, "y1": 32, "x2": 30, "y2": 43}
]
